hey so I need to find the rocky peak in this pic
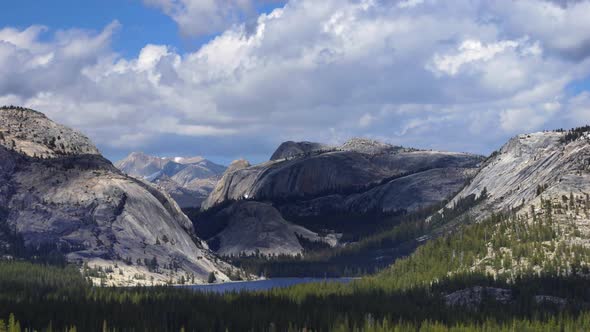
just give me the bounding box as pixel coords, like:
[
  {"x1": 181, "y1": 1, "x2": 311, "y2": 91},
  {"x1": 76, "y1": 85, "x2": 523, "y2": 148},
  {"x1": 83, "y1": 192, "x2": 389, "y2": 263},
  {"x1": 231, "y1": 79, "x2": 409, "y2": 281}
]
[
  {"x1": 499, "y1": 132, "x2": 563, "y2": 158},
  {"x1": 0, "y1": 107, "x2": 243, "y2": 286},
  {"x1": 0, "y1": 106, "x2": 100, "y2": 158},
  {"x1": 270, "y1": 141, "x2": 334, "y2": 161},
  {"x1": 116, "y1": 152, "x2": 170, "y2": 179},
  {"x1": 226, "y1": 159, "x2": 251, "y2": 173},
  {"x1": 128, "y1": 151, "x2": 154, "y2": 161},
  {"x1": 116, "y1": 152, "x2": 226, "y2": 208},
  {"x1": 339, "y1": 137, "x2": 400, "y2": 155}
]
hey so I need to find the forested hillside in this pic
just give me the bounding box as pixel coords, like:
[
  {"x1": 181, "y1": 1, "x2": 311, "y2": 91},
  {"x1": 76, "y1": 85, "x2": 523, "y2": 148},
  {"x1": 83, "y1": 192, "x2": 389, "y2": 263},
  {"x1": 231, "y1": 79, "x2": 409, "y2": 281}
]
[{"x1": 3, "y1": 196, "x2": 590, "y2": 330}]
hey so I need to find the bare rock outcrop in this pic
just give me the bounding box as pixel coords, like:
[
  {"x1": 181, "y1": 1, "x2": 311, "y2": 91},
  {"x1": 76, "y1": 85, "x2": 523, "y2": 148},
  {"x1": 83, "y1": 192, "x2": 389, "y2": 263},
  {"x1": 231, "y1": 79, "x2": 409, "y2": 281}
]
[
  {"x1": 339, "y1": 137, "x2": 402, "y2": 155},
  {"x1": 203, "y1": 142, "x2": 482, "y2": 214},
  {"x1": 198, "y1": 138, "x2": 481, "y2": 256},
  {"x1": 208, "y1": 201, "x2": 337, "y2": 256},
  {"x1": 0, "y1": 107, "x2": 99, "y2": 158},
  {"x1": 279, "y1": 167, "x2": 477, "y2": 217},
  {"x1": 450, "y1": 130, "x2": 590, "y2": 218},
  {"x1": 445, "y1": 287, "x2": 512, "y2": 307},
  {"x1": 0, "y1": 107, "x2": 241, "y2": 286},
  {"x1": 225, "y1": 159, "x2": 251, "y2": 173}
]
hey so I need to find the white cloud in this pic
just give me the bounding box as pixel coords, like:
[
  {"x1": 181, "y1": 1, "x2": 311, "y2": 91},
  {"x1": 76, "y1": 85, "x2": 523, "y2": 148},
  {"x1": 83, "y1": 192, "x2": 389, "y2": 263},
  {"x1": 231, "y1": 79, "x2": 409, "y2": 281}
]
[
  {"x1": 488, "y1": 0, "x2": 590, "y2": 59},
  {"x1": 429, "y1": 39, "x2": 540, "y2": 77},
  {"x1": 567, "y1": 92, "x2": 590, "y2": 123},
  {"x1": 0, "y1": 25, "x2": 48, "y2": 51},
  {"x1": 1, "y1": 0, "x2": 590, "y2": 161},
  {"x1": 359, "y1": 113, "x2": 375, "y2": 128},
  {"x1": 398, "y1": 0, "x2": 425, "y2": 9},
  {"x1": 143, "y1": 0, "x2": 284, "y2": 36}
]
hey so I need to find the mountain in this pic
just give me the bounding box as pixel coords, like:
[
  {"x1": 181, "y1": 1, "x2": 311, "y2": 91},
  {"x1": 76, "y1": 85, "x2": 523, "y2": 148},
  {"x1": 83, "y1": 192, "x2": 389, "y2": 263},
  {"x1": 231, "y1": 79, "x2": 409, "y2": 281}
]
[
  {"x1": 196, "y1": 138, "x2": 482, "y2": 256},
  {"x1": 426, "y1": 128, "x2": 590, "y2": 277},
  {"x1": 115, "y1": 152, "x2": 226, "y2": 208},
  {"x1": 207, "y1": 201, "x2": 338, "y2": 257},
  {"x1": 376, "y1": 127, "x2": 590, "y2": 292},
  {"x1": 203, "y1": 138, "x2": 481, "y2": 212},
  {"x1": 0, "y1": 106, "x2": 241, "y2": 286},
  {"x1": 452, "y1": 130, "x2": 590, "y2": 218},
  {"x1": 270, "y1": 141, "x2": 334, "y2": 161},
  {"x1": 4, "y1": 124, "x2": 590, "y2": 331}
]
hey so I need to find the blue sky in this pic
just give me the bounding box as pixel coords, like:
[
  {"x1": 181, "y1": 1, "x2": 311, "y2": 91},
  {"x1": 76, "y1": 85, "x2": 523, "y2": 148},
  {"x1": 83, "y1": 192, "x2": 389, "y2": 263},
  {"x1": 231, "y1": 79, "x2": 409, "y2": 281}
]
[
  {"x1": 567, "y1": 77, "x2": 590, "y2": 96},
  {"x1": 0, "y1": 0, "x2": 589, "y2": 165},
  {"x1": 0, "y1": 0, "x2": 283, "y2": 58}
]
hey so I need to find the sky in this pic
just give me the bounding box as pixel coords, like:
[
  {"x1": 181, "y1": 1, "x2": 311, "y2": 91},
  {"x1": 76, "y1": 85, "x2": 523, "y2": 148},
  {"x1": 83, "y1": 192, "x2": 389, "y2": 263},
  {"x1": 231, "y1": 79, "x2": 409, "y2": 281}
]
[{"x1": 1, "y1": 0, "x2": 589, "y2": 165}]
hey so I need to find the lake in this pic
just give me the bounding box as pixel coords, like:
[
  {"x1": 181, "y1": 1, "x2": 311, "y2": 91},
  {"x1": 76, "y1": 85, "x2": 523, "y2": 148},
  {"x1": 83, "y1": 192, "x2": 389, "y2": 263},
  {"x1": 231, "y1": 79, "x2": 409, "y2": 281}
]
[{"x1": 188, "y1": 277, "x2": 355, "y2": 294}]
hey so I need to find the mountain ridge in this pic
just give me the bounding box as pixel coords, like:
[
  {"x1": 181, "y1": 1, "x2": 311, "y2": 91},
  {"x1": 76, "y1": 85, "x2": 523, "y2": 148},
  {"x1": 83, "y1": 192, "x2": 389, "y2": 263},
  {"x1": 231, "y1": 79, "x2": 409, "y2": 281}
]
[
  {"x1": 0, "y1": 106, "x2": 243, "y2": 286},
  {"x1": 195, "y1": 137, "x2": 482, "y2": 257},
  {"x1": 116, "y1": 152, "x2": 226, "y2": 208}
]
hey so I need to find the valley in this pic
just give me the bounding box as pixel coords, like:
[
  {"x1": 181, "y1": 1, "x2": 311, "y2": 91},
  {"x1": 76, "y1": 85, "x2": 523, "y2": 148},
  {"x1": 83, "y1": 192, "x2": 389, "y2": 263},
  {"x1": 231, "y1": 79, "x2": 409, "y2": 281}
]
[{"x1": 2, "y1": 106, "x2": 590, "y2": 331}]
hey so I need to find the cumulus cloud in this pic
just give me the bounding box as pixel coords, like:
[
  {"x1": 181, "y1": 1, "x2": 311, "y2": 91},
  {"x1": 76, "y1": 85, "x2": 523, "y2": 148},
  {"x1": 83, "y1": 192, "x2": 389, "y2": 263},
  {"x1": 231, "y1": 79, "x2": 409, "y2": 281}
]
[
  {"x1": 143, "y1": 0, "x2": 286, "y2": 36},
  {"x1": 0, "y1": 0, "x2": 590, "y2": 162},
  {"x1": 430, "y1": 40, "x2": 520, "y2": 76},
  {"x1": 568, "y1": 92, "x2": 590, "y2": 123},
  {"x1": 499, "y1": 104, "x2": 560, "y2": 133},
  {"x1": 488, "y1": 0, "x2": 590, "y2": 60}
]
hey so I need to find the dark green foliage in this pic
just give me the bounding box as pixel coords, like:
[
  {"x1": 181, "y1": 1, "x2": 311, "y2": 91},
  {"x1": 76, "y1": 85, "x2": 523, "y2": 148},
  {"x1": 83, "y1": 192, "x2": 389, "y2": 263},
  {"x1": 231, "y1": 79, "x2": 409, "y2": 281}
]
[
  {"x1": 282, "y1": 209, "x2": 403, "y2": 240},
  {"x1": 0, "y1": 105, "x2": 30, "y2": 111},
  {"x1": 428, "y1": 190, "x2": 487, "y2": 227},
  {"x1": 296, "y1": 234, "x2": 332, "y2": 252},
  {"x1": 144, "y1": 256, "x2": 159, "y2": 272},
  {"x1": 207, "y1": 271, "x2": 216, "y2": 283},
  {"x1": 0, "y1": 208, "x2": 68, "y2": 265},
  {"x1": 183, "y1": 201, "x2": 236, "y2": 240},
  {"x1": 227, "y1": 192, "x2": 485, "y2": 278},
  {"x1": 561, "y1": 125, "x2": 590, "y2": 144},
  {"x1": 1, "y1": 260, "x2": 590, "y2": 331},
  {"x1": 0, "y1": 261, "x2": 90, "y2": 301},
  {"x1": 0, "y1": 199, "x2": 590, "y2": 330},
  {"x1": 228, "y1": 218, "x2": 425, "y2": 278}
]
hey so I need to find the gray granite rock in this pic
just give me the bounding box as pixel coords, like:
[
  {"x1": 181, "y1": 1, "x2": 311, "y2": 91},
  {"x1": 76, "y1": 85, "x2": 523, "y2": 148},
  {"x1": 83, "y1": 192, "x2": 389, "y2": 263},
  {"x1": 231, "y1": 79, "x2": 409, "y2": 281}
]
[
  {"x1": 0, "y1": 107, "x2": 239, "y2": 285},
  {"x1": 203, "y1": 142, "x2": 482, "y2": 214},
  {"x1": 209, "y1": 201, "x2": 337, "y2": 256}
]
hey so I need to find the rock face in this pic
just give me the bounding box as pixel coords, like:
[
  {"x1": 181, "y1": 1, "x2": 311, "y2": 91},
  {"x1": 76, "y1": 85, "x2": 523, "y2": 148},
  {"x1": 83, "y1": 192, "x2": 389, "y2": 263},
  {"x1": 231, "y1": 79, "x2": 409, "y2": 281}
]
[
  {"x1": 116, "y1": 152, "x2": 226, "y2": 208},
  {"x1": 444, "y1": 287, "x2": 512, "y2": 307},
  {"x1": 0, "y1": 107, "x2": 99, "y2": 158},
  {"x1": 0, "y1": 107, "x2": 239, "y2": 286},
  {"x1": 339, "y1": 137, "x2": 402, "y2": 155},
  {"x1": 208, "y1": 201, "x2": 337, "y2": 256},
  {"x1": 198, "y1": 138, "x2": 481, "y2": 256},
  {"x1": 203, "y1": 141, "x2": 482, "y2": 213},
  {"x1": 451, "y1": 131, "x2": 590, "y2": 217},
  {"x1": 435, "y1": 128, "x2": 590, "y2": 278},
  {"x1": 279, "y1": 167, "x2": 477, "y2": 217},
  {"x1": 225, "y1": 159, "x2": 251, "y2": 173}
]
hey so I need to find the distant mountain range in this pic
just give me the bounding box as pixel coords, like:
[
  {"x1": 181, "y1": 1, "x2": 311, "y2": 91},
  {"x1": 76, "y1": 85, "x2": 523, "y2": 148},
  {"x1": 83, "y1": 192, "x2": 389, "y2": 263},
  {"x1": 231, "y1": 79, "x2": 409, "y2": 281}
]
[{"x1": 115, "y1": 152, "x2": 226, "y2": 209}]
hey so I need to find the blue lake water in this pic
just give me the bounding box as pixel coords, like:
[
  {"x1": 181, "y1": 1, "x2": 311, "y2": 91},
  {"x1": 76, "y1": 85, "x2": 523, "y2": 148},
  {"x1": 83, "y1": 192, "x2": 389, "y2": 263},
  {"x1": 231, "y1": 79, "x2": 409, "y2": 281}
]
[{"x1": 188, "y1": 277, "x2": 355, "y2": 294}]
